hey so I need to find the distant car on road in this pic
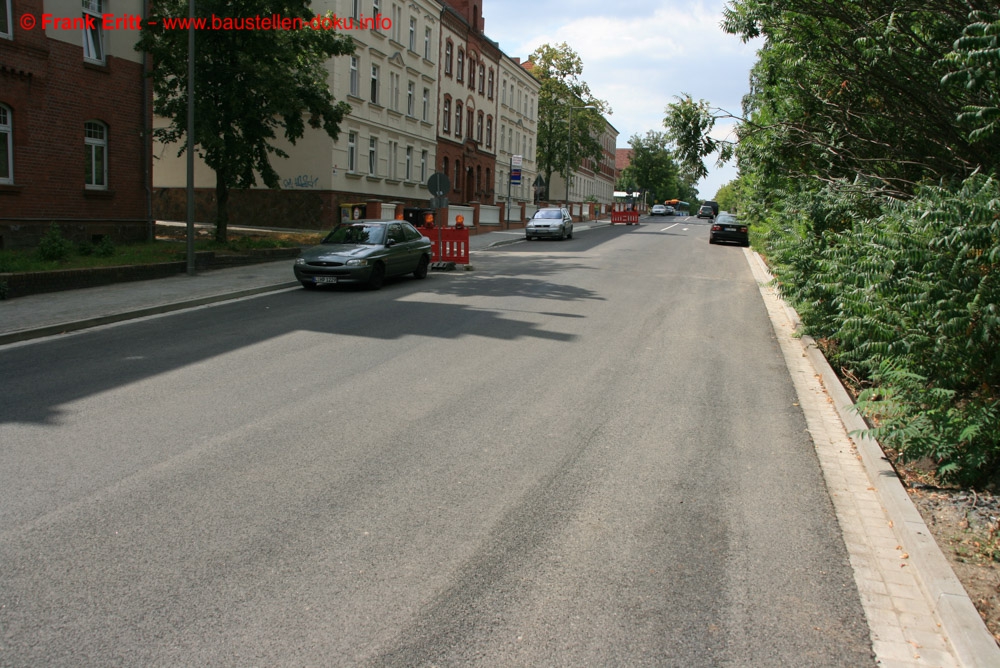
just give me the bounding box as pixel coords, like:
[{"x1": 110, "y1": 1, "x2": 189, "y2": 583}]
[
  {"x1": 294, "y1": 220, "x2": 432, "y2": 290},
  {"x1": 650, "y1": 204, "x2": 668, "y2": 216},
  {"x1": 664, "y1": 205, "x2": 675, "y2": 216},
  {"x1": 697, "y1": 205, "x2": 715, "y2": 219},
  {"x1": 526, "y1": 207, "x2": 574, "y2": 240},
  {"x1": 709, "y1": 213, "x2": 749, "y2": 247}
]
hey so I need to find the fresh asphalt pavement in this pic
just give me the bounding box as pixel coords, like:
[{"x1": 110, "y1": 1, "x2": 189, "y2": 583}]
[{"x1": 1, "y1": 215, "x2": 997, "y2": 665}]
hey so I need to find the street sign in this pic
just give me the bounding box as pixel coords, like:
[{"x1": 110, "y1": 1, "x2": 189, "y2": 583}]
[
  {"x1": 427, "y1": 172, "x2": 450, "y2": 197},
  {"x1": 510, "y1": 155, "x2": 522, "y2": 186}
]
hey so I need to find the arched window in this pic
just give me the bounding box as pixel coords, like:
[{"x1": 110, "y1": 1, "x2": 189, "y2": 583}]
[
  {"x1": 84, "y1": 120, "x2": 107, "y2": 189},
  {"x1": 445, "y1": 41, "x2": 453, "y2": 76},
  {"x1": 456, "y1": 49, "x2": 464, "y2": 82}
]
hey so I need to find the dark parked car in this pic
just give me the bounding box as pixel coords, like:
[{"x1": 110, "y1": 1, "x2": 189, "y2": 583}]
[
  {"x1": 709, "y1": 213, "x2": 749, "y2": 247},
  {"x1": 697, "y1": 205, "x2": 715, "y2": 219},
  {"x1": 294, "y1": 220, "x2": 432, "y2": 290},
  {"x1": 526, "y1": 207, "x2": 574, "y2": 240}
]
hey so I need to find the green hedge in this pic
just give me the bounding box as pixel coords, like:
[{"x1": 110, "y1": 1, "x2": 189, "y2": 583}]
[{"x1": 755, "y1": 175, "x2": 1000, "y2": 487}]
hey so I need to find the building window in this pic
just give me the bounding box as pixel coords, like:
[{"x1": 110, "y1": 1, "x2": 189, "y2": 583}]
[
  {"x1": 467, "y1": 109, "x2": 473, "y2": 139},
  {"x1": 420, "y1": 150, "x2": 427, "y2": 182},
  {"x1": 388, "y1": 141, "x2": 398, "y2": 179},
  {"x1": 478, "y1": 65, "x2": 485, "y2": 95},
  {"x1": 500, "y1": 125, "x2": 505, "y2": 151},
  {"x1": 368, "y1": 136, "x2": 378, "y2": 174},
  {"x1": 1, "y1": 0, "x2": 12, "y2": 39},
  {"x1": 0, "y1": 105, "x2": 11, "y2": 184},
  {"x1": 456, "y1": 50, "x2": 464, "y2": 82},
  {"x1": 468, "y1": 58, "x2": 475, "y2": 89},
  {"x1": 502, "y1": 79, "x2": 507, "y2": 105},
  {"x1": 84, "y1": 120, "x2": 107, "y2": 189},
  {"x1": 347, "y1": 131, "x2": 357, "y2": 171},
  {"x1": 488, "y1": 69, "x2": 494, "y2": 99},
  {"x1": 476, "y1": 111, "x2": 483, "y2": 143},
  {"x1": 407, "y1": 81, "x2": 415, "y2": 116},
  {"x1": 442, "y1": 98, "x2": 451, "y2": 133},
  {"x1": 405, "y1": 146, "x2": 412, "y2": 180},
  {"x1": 372, "y1": 0, "x2": 380, "y2": 24},
  {"x1": 82, "y1": 0, "x2": 105, "y2": 63},
  {"x1": 485, "y1": 116, "x2": 492, "y2": 148},
  {"x1": 370, "y1": 65, "x2": 380, "y2": 104},
  {"x1": 442, "y1": 156, "x2": 448, "y2": 180},
  {"x1": 445, "y1": 41, "x2": 452, "y2": 76},
  {"x1": 390, "y1": 72, "x2": 400, "y2": 110},
  {"x1": 408, "y1": 17, "x2": 416, "y2": 51},
  {"x1": 351, "y1": 0, "x2": 360, "y2": 19},
  {"x1": 391, "y1": 4, "x2": 401, "y2": 42},
  {"x1": 349, "y1": 57, "x2": 359, "y2": 96},
  {"x1": 422, "y1": 88, "x2": 429, "y2": 121},
  {"x1": 455, "y1": 101, "x2": 462, "y2": 137},
  {"x1": 454, "y1": 160, "x2": 461, "y2": 191},
  {"x1": 424, "y1": 27, "x2": 432, "y2": 60}
]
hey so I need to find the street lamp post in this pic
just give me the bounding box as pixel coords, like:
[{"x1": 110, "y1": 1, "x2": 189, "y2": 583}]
[{"x1": 565, "y1": 104, "x2": 597, "y2": 209}]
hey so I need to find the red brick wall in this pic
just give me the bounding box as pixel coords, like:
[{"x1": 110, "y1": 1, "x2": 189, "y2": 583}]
[
  {"x1": 0, "y1": 0, "x2": 151, "y2": 249},
  {"x1": 152, "y1": 187, "x2": 437, "y2": 230}
]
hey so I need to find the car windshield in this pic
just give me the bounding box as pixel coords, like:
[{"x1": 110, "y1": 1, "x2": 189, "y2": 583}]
[
  {"x1": 534, "y1": 210, "x2": 562, "y2": 219},
  {"x1": 321, "y1": 224, "x2": 386, "y2": 245}
]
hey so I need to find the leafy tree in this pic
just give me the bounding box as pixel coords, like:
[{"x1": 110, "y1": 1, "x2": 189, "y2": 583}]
[
  {"x1": 714, "y1": 179, "x2": 740, "y2": 212},
  {"x1": 136, "y1": 0, "x2": 354, "y2": 242},
  {"x1": 944, "y1": 9, "x2": 1000, "y2": 143},
  {"x1": 663, "y1": 95, "x2": 735, "y2": 184},
  {"x1": 528, "y1": 43, "x2": 610, "y2": 203},
  {"x1": 623, "y1": 131, "x2": 681, "y2": 204},
  {"x1": 722, "y1": 0, "x2": 1000, "y2": 196}
]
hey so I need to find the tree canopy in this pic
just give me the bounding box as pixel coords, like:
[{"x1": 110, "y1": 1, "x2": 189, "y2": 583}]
[
  {"x1": 528, "y1": 43, "x2": 610, "y2": 203},
  {"x1": 136, "y1": 0, "x2": 354, "y2": 241},
  {"x1": 618, "y1": 131, "x2": 697, "y2": 205},
  {"x1": 663, "y1": 0, "x2": 1000, "y2": 486}
]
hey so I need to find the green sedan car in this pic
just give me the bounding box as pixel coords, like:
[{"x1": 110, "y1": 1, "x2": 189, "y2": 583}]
[{"x1": 294, "y1": 220, "x2": 433, "y2": 290}]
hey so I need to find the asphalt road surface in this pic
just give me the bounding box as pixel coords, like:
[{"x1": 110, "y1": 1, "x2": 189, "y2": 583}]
[{"x1": 0, "y1": 217, "x2": 875, "y2": 666}]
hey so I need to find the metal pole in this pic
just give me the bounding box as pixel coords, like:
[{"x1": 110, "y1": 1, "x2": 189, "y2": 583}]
[
  {"x1": 507, "y1": 155, "x2": 512, "y2": 222},
  {"x1": 565, "y1": 109, "x2": 572, "y2": 207},
  {"x1": 185, "y1": 0, "x2": 195, "y2": 276}
]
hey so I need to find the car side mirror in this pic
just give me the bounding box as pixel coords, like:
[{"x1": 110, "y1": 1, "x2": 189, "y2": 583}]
[{"x1": 385, "y1": 239, "x2": 396, "y2": 247}]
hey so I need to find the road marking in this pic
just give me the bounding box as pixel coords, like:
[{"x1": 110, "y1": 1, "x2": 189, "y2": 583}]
[{"x1": 660, "y1": 224, "x2": 679, "y2": 232}]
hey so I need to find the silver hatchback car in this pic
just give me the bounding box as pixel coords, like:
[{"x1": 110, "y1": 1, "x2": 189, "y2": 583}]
[{"x1": 526, "y1": 207, "x2": 574, "y2": 240}]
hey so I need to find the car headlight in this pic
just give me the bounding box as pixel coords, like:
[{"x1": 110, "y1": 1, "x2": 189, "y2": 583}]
[
  {"x1": 345, "y1": 258, "x2": 369, "y2": 267},
  {"x1": 295, "y1": 258, "x2": 305, "y2": 265}
]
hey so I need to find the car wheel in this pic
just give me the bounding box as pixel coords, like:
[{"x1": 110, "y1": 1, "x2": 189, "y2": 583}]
[
  {"x1": 301, "y1": 280, "x2": 318, "y2": 289},
  {"x1": 559, "y1": 226, "x2": 566, "y2": 240},
  {"x1": 709, "y1": 237, "x2": 716, "y2": 244},
  {"x1": 413, "y1": 255, "x2": 430, "y2": 279},
  {"x1": 567, "y1": 225, "x2": 574, "y2": 239},
  {"x1": 367, "y1": 263, "x2": 385, "y2": 290}
]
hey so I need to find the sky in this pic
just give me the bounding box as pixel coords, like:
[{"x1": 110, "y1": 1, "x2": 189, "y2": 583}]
[{"x1": 483, "y1": 0, "x2": 762, "y2": 200}]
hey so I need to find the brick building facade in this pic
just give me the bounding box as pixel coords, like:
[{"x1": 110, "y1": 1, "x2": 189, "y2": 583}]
[
  {"x1": 1, "y1": 0, "x2": 151, "y2": 249},
  {"x1": 436, "y1": 0, "x2": 499, "y2": 206}
]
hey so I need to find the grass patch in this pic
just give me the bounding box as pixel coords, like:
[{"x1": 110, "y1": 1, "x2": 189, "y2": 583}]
[{"x1": 0, "y1": 235, "x2": 314, "y2": 274}]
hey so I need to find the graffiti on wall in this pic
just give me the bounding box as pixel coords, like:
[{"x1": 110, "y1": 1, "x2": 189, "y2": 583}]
[{"x1": 282, "y1": 174, "x2": 320, "y2": 189}]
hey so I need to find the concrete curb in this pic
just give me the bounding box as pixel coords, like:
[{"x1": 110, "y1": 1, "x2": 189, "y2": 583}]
[
  {"x1": 0, "y1": 281, "x2": 299, "y2": 346},
  {"x1": 747, "y1": 249, "x2": 1000, "y2": 667}
]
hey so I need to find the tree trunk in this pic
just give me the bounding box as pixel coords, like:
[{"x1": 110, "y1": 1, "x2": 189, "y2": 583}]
[{"x1": 215, "y1": 171, "x2": 229, "y2": 244}]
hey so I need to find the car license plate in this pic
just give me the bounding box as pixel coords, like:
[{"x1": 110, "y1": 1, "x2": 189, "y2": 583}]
[
  {"x1": 725, "y1": 226, "x2": 736, "y2": 231},
  {"x1": 316, "y1": 276, "x2": 338, "y2": 284}
]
